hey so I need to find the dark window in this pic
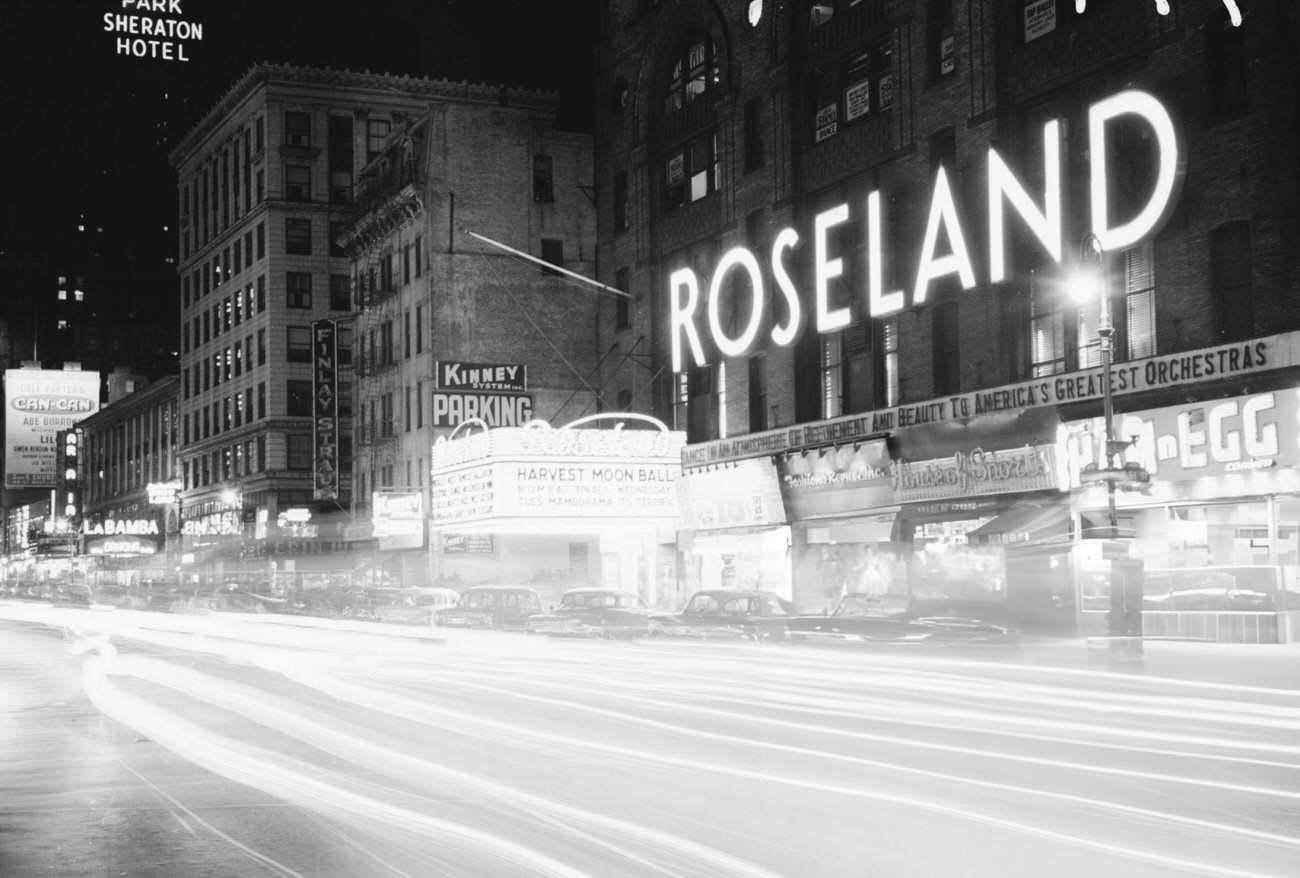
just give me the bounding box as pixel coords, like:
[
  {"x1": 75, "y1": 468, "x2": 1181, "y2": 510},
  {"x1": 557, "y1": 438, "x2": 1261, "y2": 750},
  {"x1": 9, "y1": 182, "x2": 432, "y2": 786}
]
[
  {"x1": 748, "y1": 354, "x2": 768, "y2": 432},
  {"x1": 257, "y1": 383, "x2": 266, "y2": 420},
  {"x1": 1206, "y1": 7, "x2": 1248, "y2": 117},
  {"x1": 664, "y1": 37, "x2": 718, "y2": 115},
  {"x1": 743, "y1": 97, "x2": 764, "y2": 172},
  {"x1": 415, "y1": 304, "x2": 424, "y2": 353},
  {"x1": 663, "y1": 132, "x2": 718, "y2": 210},
  {"x1": 541, "y1": 239, "x2": 564, "y2": 276},
  {"x1": 287, "y1": 380, "x2": 313, "y2": 416},
  {"x1": 932, "y1": 300, "x2": 961, "y2": 396},
  {"x1": 256, "y1": 222, "x2": 265, "y2": 259},
  {"x1": 287, "y1": 434, "x2": 312, "y2": 470},
  {"x1": 533, "y1": 155, "x2": 554, "y2": 202},
  {"x1": 366, "y1": 118, "x2": 390, "y2": 161},
  {"x1": 928, "y1": 0, "x2": 955, "y2": 80},
  {"x1": 617, "y1": 389, "x2": 633, "y2": 411},
  {"x1": 286, "y1": 218, "x2": 311, "y2": 255},
  {"x1": 286, "y1": 165, "x2": 311, "y2": 201},
  {"x1": 328, "y1": 114, "x2": 354, "y2": 204},
  {"x1": 1210, "y1": 221, "x2": 1253, "y2": 342},
  {"x1": 811, "y1": 37, "x2": 893, "y2": 143},
  {"x1": 613, "y1": 170, "x2": 629, "y2": 232},
  {"x1": 330, "y1": 274, "x2": 351, "y2": 311},
  {"x1": 286, "y1": 326, "x2": 311, "y2": 362},
  {"x1": 287, "y1": 272, "x2": 312, "y2": 308},
  {"x1": 285, "y1": 111, "x2": 311, "y2": 146},
  {"x1": 414, "y1": 236, "x2": 423, "y2": 276},
  {"x1": 614, "y1": 267, "x2": 631, "y2": 331},
  {"x1": 329, "y1": 222, "x2": 347, "y2": 258},
  {"x1": 256, "y1": 275, "x2": 266, "y2": 312},
  {"x1": 930, "y1": 127, "x2": 956, "y2": 174}
]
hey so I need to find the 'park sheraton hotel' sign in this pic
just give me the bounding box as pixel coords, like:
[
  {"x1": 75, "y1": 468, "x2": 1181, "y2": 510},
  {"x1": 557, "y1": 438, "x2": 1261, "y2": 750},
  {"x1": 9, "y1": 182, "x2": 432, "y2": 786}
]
[{"x1": 103, "y1": 1, "x2": 204, "y2": 62}]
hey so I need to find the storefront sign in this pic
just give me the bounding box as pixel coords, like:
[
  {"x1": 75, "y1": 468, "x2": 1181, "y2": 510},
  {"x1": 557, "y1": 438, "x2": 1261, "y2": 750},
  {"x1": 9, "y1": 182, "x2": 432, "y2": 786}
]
[
  {"x1": 432, "y1": 392, "x2": 533, "y2": 428},
  {"x1": 373, "y1": 490, "x2": 424, "y2": 549},
  {"x1": 312, "y1": 320, "x2": 339, "y2": 501},
  {"x1": 891, "y1": 445, "x2": 1061, "y2": 503},
  {"x1": 779, "y1": 438, "x2": 894, "y2": 520},
  {"x1": 183, "y1": 511, "x2": 242, "y2": 538},
  {"x1": 1023, "y1": 0, "x2": 1056, "y2": 41},
  {"x1": 435, "y1": 361, "x2": 527, "y2": 393},
  {"x1": 82, "y1": 517, "x2": 160, "y2": 537},
  {"x1": 3, "y1": 368, "x2": 100, "y2": 489},
  {"x1": 442, "y1": 534, "x2": 496, "y2": 554},
  {"x1": 683, "y1": 332, "x2": 1299, "y2": 467},
  {"x1": 86, "y1": 536, "x2": 160, "y2": 556},
  {"x1": 1066, "y1": 389, "x2": 1300, "y2": 484},
  {"x1": 676, "y1": 458, "x2": 786, "y2": 530},
  {"x1": 669, "y1": 89, "x2": 1182, "y2": 371}
]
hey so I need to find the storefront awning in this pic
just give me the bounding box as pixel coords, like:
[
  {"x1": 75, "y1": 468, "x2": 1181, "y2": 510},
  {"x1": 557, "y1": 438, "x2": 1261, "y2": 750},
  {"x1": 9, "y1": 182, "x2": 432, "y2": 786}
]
[{"x1": 966, "y1": 505, "x2": 1069, "y2": 545}]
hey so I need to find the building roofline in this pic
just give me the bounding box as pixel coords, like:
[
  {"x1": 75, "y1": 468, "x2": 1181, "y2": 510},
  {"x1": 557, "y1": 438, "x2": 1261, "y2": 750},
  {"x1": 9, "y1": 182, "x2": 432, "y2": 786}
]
[{"x1": 168, "y1": 62, "x2": 559, "y2": 167}]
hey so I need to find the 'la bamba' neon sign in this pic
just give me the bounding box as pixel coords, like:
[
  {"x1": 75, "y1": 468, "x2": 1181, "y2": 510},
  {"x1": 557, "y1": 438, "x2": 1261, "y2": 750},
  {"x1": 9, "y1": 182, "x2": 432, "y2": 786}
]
[{"x1": 670, "y1": 90, "x2": 1184, "y2": 371}]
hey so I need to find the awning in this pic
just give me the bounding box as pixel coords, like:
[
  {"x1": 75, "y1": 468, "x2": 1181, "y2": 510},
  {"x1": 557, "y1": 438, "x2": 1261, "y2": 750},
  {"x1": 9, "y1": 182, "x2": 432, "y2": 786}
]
[{"x1": 966, "y1": 505, "x2": 1069, "y2": 545}]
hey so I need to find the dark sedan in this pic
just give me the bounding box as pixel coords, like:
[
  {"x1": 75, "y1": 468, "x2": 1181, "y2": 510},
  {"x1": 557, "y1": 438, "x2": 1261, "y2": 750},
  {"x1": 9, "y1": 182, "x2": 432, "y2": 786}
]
[
  {"x1": 526, "y1": 588, "x2": 652, "y2": 638},
  {"x1": 434, "y1": 585, "x2": 543, "y2": 630},
  {"x1": 648, "y1": 589, "x2": 795, "y2": 641},
  {"x1": 783, "y1": 593, "x2": 1019, "y2": 652}
]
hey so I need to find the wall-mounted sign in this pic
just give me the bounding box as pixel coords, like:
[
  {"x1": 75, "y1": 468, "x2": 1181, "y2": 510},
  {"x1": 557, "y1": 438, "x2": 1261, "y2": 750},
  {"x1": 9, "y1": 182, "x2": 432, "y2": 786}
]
[
  {"x1": 147, "y1": 480, "x2": 183, "y2": 505},
  {"x1": 683, "y1": 332, "x2": 1297, "y2": 467},
  {"x1": 86, "y1": 536, "x2": 160, "y2": 556},
  {"x1": 669, "y1": 89, "x2": 1183, "y2": 372},
  {"x1": 1066, "y1": 390, "x2": 1300, "y2": 485},
  {"x1": 3, "y1": 369, "x2": 101, "y2": 489},
  {"x1": 443, "y1": 534, "x2": 495, "y2": 554},
  {"x1": 103, "y1": 2, "x2": 204, "y2": 62},
  {"x1": 432, "y1": 392, "x2": 533, "y2": 428},
  {"x1": 373, "y1": 490, "x2": 424, "y2": 549},
  {"x1": 435, "y1": 361, "x2": 527, "y2": 393},
  {"x1": 676, "y1": 457, "x2": 786, "y2": 530},
  {"x1": 312, "y1": 320, "x2": 340, "y2": 501},
  {"x1": 779, "y1": 438, "x2": 894, "y2": 519},
  {"x1": 891, "y1": 445, "x2": 1061, "y2": 503},
  {"x1": 1024, "y1": 0, "x2": 1057, "y2": 42}
]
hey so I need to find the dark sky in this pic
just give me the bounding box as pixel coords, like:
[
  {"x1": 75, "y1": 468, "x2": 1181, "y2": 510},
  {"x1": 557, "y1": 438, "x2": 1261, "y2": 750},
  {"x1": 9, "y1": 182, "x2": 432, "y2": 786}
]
[{"x1": 0, "y1": 0, "x2": 598, "y2": 325}]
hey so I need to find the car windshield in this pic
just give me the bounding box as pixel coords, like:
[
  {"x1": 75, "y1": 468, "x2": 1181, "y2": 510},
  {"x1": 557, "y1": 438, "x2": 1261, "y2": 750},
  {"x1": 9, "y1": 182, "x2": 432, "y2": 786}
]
[{"x1": 561, "y1": 592, "x2": 642, "y2": 609}]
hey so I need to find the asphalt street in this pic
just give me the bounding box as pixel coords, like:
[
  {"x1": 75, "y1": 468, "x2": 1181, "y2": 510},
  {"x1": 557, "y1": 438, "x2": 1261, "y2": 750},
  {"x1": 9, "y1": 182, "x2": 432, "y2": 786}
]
[{"x1": 1, "y1": 603, "x2": 1297, "y2": 878}]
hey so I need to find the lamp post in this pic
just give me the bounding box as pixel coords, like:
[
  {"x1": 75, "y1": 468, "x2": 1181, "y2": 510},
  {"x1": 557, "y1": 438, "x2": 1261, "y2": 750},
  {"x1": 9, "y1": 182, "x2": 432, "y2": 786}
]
[{"x1": 1071, "y1": 232, "x2": 1144, "y2": 661}]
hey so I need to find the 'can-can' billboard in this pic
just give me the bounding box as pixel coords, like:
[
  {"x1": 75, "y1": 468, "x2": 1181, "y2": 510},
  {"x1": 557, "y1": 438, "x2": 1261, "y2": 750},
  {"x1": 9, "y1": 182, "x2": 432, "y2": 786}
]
[{"x1": 4, "y1": 368, "x2": 100, "y2": 489}]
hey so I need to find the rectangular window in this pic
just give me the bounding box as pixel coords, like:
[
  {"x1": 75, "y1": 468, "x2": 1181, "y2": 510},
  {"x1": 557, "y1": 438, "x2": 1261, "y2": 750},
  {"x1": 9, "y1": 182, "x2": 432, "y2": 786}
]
[
  {"x1": 415, "y1": 303, "x2": 424, "y2": 353},
  {"x1": 328, "y1": 114, "x2": 354, "y2": 204},
  {"x1": 663, "y1": 132, "x2": 718, "y2": 210},
  {"x1": 404, "y1": 310, "x2": 411, "y2": 358},
  {"x1": 615, "y1": 267, "x2": 631, "y2": 330},
  {"x1": 288, "y1": 434, "x2": 312, "y2": 470},
  {"x1": 613, "y1": 170, "x2": 629, "y2": 232},
  {"x1": 366, "y1": 118, "x2": 391, "y2": 161},
  {"x1": 257, "y1": 382, "x2": 266, "y2": 420},
  {"x1": 287, "y1": 272, "x2": 312, "y2": 308},
  {"x1": 1123, "y1": 241, "x2": 1156, "y2": 360},
  {"x1": 882, "y1": 318, "x2": 899, "y2": 407},
  {"x1": 256, "y1": 222, "x2": 265, "y2": 259},
  {"x1": 286, "y1": 218, "x2": 312, "y2": 255},
  {"x1": 415, "y1": 236, "x2": 423, "y2": 276},
  {"x1": 329, "y1": 221, "x2": 347, "y2": 258},
  {"x1": 748, "y1": 354, "x2": 768, "y2": 433},
  {"x1": 416, "y1": 380, "x2": 424, "y2": 428},
  {"x1": 533, "y1": 154, "x2": 554, "y2": 202},
  {"x1": 287, "y1": 380, "x2": 313, "y2": 416},
  {"x1": 257, "y1": 328, "x2": 266, "y2": 364},
  {"x1": 403, "y1": 246, "x2": 411, "y2": 285},
  {"x1": 541, "y1": 238, "x2": 564, "y2": 276},
  {"x1": 821, "y1": 333, "x2": 843, "y2": 419},
  {"x1": 330, "y1": 274, "x2": 351, "y2": 311},
  {"x1": 932, "y1": 301, "x2": 961, "y2": 396},
  {"x1": 405, "y1": 385, "x2": 412, "y2": 432},
  {"x1": 286, "y1": 165, "x2": 311, "y2": 201},
  {"x1": 1030, "y1": 273, "x2": 1066, "y2": 377},
  {"x1": 285, "y1": 111, "x2": 311, "y2": 147},
  {"x1": 380, "y1": 392, "x2": 394, "y2": 437},
  {"x1": 256, "y1": 275, "x2": 266, "y2": 312},
  {"x1": 743, "y1": 97, "x2": 764, "y2": 172},
  {"x1": 286, "y1": 326, "x2": 311, "y2": 362},
  {"x1": 1211, "y1": 221, "x2": 1253, "y2": 342}
]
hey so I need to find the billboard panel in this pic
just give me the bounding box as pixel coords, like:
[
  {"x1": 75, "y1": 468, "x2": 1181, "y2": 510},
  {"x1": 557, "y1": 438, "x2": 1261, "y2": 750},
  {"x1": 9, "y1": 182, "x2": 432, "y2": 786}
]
[{"x1": 4, "y1": 369, "x2": 100, "y2": 489}]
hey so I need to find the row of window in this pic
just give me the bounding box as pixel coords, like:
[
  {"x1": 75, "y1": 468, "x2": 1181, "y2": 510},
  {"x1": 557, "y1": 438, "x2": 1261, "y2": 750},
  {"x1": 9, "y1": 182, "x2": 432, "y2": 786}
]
[
  {"x1": 185, "y1": 277, "x2": 265, "y2": 354},
  {"x1": 183, "y1": 224, "x2": 264, "y2": 309},
  {"x1": 181, "y1": 115, "x2": 264, "y2": 260},
  {"x1": 182, "y1": 384, "x2": 265, "y2": 445},
  {"x1": 183, "y1": 436, "x2": 267, "y2": 490}
]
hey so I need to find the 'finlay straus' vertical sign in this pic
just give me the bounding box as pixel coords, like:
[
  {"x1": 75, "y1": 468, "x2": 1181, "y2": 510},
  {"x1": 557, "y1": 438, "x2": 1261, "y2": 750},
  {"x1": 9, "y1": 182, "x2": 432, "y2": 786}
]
[
  {"x1": 103, "y1": 1, "x2": 204, "y2": 62},
  {"x1": 312, "y1": 320, "x2": 340, "y2": 502}
]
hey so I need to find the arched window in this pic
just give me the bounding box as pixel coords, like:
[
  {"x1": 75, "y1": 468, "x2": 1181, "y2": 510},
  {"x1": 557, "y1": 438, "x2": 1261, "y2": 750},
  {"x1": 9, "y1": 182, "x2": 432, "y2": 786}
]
[{"x1": 664, "y1": 36, "x2": 718, "y2": 115}]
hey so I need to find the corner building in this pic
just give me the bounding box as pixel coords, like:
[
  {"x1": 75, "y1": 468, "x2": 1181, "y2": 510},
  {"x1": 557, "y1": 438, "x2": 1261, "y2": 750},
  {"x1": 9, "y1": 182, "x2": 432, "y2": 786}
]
[
  {"x1": 168, "y1": 65, "x2": 460, "y2": 586},
  {"x1": 594, "y1": 1, "x2": 1300, "y2": 639}
]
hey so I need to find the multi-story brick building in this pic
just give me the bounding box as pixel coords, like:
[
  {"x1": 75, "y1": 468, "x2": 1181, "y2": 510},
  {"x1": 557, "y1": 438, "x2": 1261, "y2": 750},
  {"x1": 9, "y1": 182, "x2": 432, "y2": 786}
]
[
  {"x1": 595, "y1": 1, "x2": 1300, "y2": 639},
  {"x1": 167, "y1": 65, "x2": 468, "y2": 586}
]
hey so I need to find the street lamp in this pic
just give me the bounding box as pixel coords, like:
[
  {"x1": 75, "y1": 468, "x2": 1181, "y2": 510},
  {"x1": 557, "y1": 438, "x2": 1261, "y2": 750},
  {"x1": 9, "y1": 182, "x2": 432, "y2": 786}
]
[{"x1": 1069, "y1": 232, "x2": 1144, "y2": 661}]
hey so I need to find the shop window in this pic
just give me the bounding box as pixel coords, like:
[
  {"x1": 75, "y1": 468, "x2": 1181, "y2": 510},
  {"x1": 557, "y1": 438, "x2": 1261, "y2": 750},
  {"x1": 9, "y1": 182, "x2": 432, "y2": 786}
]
[
  {"x1": 533, "y1": 155, "x2": 554, "y2": 202},
  {"x1": 1205, "y1": 7, "x2": 1248, "y2": 118},
  {"x1": 663, "y1": 36, "x2": 718, "y2": 115},
  {"x1": 663, "y1": 132, "x2": 718, "y2": 210},
  {"x1": 1211, "y1": 221, "x2": 1253, "y2": 342},
  {"x1": 932, "y1": 300, "x2": 960, "y2": 396}
]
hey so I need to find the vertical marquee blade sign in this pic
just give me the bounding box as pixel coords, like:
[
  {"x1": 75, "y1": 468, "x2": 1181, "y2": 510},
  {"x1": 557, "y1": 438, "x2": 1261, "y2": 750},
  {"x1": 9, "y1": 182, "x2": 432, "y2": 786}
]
[{"x1": 312, "y1": 319, "x2": 339, "y2": 501}]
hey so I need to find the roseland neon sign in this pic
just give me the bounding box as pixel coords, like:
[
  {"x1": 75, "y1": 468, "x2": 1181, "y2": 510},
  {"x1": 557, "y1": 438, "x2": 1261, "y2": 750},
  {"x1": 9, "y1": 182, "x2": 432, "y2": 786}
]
[{"x1": 669, "y1": 90, "x2": 1184, "y2": 371}]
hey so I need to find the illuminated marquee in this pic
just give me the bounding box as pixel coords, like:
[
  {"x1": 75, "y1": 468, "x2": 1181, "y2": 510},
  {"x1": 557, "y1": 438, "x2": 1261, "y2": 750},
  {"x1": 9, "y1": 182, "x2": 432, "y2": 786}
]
[{"x1": 669, "y1": 90, "x2": 1183, "y2": 371}]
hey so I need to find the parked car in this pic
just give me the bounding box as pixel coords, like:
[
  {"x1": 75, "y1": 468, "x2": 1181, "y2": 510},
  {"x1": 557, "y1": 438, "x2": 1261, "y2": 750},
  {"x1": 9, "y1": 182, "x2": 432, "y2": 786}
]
[
  {"x1": 526, "y1": 588, "x2": 653, "y2": 638},
  {"x1": 434, "y1": 585, "x2": 543, "y2": 630},
  {"x1": 372, "y1": 588, "x2": 461, "y2": 626},
  {"x1": 783, "y1": 593, "x2": 1019, "y2": 652},
  {"x1": 648, "y1": 589, "x2": 795, "y2": 641}
]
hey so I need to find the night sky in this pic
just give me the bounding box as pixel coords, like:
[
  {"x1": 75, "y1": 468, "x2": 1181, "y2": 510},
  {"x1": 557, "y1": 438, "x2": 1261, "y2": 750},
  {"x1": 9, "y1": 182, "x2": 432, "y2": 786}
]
[{"x1": 0, "y1": 0, "x2": 598, "y2": 355}]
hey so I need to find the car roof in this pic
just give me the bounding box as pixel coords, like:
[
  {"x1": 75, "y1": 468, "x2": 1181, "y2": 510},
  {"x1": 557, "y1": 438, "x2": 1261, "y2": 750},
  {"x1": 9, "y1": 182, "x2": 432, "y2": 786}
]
[
  {"x1": 561, "y1": 588, "x2": 637, "y2": 596},
  {"x1": 692, "y1": 589, "x2": 779, "y2": 598},
  {"x1": 464, "y1": 585, "x2": 539, "y2": 593}
]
